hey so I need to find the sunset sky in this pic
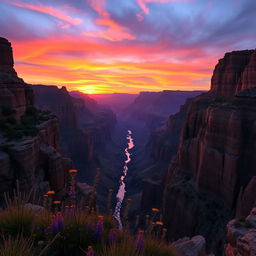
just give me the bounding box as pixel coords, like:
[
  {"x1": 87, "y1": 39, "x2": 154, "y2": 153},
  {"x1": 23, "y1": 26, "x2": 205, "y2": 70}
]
[{"x1": 0, "y1": 0, "x2": 255, "y2": 94}]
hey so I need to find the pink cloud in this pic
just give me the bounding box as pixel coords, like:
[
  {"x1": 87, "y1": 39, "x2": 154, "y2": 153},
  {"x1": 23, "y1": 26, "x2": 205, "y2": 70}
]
[
  {"x1": 86, "y1": 0, "x2": 135, "y2": 41},
  {"x1": 137, "y1": 0, "x2": 193, "y2": 14},
  {"x1": 8, "y1": 1, "x2": 83, "y2": 26},
  {"x1": 88, "y1": 0, "x2": 106, "y2": 16}
]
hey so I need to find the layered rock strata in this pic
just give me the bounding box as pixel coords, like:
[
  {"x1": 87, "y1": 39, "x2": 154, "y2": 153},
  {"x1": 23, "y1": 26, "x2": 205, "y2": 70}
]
[{"x1": 161, "y1": 49, "x2": 256, "y2": 253}]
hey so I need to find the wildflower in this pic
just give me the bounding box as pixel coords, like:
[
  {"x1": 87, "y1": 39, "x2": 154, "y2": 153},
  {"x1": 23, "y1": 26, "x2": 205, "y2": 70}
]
[
  {"x1": 69, "y1": 169, "x2": 78, "y2": 174},
  {"x1": 50, "y1": 212, "x2": 64, "y2": 234},
  {"x1": 86, "y1": 246, "x2": 94, "y2": 256},
  {"x1": 95, "y1": 218, "x2": 104, "y2": 241},
  {"x1": 46, "y1": 190, "x2": 55, "y2": 195},
  {"x1": 135, "y1": 230, "x2": 144, "y2": 253},
  {"x1": 69, "y1": 185, "x2": 76, "y2": 198}
]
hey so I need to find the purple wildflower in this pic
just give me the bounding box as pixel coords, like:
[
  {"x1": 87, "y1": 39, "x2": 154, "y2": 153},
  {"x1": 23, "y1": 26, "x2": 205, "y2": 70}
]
[
  {"x1": 95, "y1": 217, "x2": 104, "y2": 241},
  {"x1": 86, "y1": 246, "x2": 94, "y2": 256},
  {"x1": 69, "y1": 185, "x2": 76, "y2": 199},
  {"x1": 135, "y1": 230, "x2": 144, "y2": 253},
  {"x1": 50, "y1": 212, "x2": 64, "y2": 234}
]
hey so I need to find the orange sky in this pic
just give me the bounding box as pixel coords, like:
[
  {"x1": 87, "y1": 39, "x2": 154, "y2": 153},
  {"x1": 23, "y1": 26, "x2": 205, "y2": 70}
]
[{"x1": 1, "y1": 0, "x2": 255, "y2": 94}]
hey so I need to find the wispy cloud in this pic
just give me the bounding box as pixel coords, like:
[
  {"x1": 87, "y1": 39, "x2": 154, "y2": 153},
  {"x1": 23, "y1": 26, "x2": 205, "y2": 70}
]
[
  {"x1": 0, "y1": 0, "x2": 255, "y2": 93},
  {"x1": 7, "y1": 1, "x2": 83, "y2": 26}
]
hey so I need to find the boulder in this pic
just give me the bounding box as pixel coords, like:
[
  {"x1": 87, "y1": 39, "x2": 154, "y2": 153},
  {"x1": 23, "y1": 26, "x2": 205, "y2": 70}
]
[{"x1": 171, "y1": 236, "x2": 206, "y2": 256}]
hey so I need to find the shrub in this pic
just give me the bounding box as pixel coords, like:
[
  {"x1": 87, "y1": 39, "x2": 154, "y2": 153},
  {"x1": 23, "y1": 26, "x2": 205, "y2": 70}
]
[
  {"x1": 0, "y1": 119, "x2": 10, "y2": 131},
  {"x1": 25, "y1": 107, "x2": 40, "y2": 116},
  {"x1": 5, "y1": 117, "x2": 17, "y2": 125},
  {"x1": 0, "y1": 192, "x2": 35, "y2": 237},
  {"x1": 0, "y1": 180, "x2": 174, "y2": 256},
  {"x1": 1, "y1": 106, "x2": 16, "y2": 116}
]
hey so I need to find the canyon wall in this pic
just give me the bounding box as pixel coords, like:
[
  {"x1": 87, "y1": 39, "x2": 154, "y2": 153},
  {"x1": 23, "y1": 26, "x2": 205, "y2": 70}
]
[
  {"x1": 123, "y1": 90, "x2": 203, "y2": 132},
  {"x1": 32, "y1": 85, "x2": 116, "y2": 183},
  {"x1": 0, "y1": 38, "x2": 72, "y2": 200},
  {"x1": 161, "y1": 49, "x2": 256, "y2": 253}
]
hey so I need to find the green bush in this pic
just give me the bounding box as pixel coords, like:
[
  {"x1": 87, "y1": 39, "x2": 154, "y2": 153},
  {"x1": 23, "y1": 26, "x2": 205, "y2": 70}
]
[{"x1": 0, "y1": 106, "x2": 54, "y2": 141}]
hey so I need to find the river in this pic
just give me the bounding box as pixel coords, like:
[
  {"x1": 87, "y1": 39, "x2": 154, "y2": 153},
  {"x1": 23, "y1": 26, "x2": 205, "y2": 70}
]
[{"x1": 113, "y1": 129, "x2": 135, "y2": 229}]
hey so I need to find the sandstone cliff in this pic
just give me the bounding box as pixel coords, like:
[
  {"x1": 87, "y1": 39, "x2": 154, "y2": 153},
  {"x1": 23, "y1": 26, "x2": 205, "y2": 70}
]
[
  {"x1": 0, "y1": 38, "x2": 72, "y2": 200},
  {"x1": 161, "y1": 49, "x2": 256, "y2": 254}
]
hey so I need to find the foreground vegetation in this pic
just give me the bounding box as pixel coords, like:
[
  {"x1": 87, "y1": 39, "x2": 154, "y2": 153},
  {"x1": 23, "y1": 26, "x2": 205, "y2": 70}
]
[
  {"x1": 0, "y1": 106, "x2": 54, "y2": 140},
  {"x1": 0, "y1": 171, "x2": 174, "y2": 256}
]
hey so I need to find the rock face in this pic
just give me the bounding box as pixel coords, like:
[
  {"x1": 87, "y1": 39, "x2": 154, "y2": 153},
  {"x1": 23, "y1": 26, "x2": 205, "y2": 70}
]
[
  {"x1": 0, "y1": 38, "x2": 72, "y2": 200},
  {"x1": 33, "y1": 85, "x2": 78, "y2": 129},
  {"x1": 160, "y1": 49, "x2": 256, "y2": 254},
  {"x1": 226, "y1": 208, "x2": 256, "y2": 256},
  {"x1": 32, "y1": 85, "x2": 116, "y2": 183},
  {"x1": 211, "y1": 50, "x2": 255, "y2": 97},
  {"x1": 0, "y1": 39, "x2": 34, "y2": 120},
  {"x1": 123, "y1": 90, "x2": 203, "y2": 132},
  {"x1": 171, "y1": 236, "x2": 206, "y2": 256},
  {"x1": 0, "y1": 37, "x2": 16, "y2": 76},
  {"x1": 149, "y1": 98, "x2": 193, "y2": 161}
]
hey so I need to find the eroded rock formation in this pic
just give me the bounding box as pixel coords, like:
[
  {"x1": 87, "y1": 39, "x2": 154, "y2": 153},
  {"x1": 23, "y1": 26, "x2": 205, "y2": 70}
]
[
  {"x1": 0, "y1": 38, "x2": 72, "y2": 200},
  {"x1": 226, "y1": 208, "x2": 256, "y2": 256},
  {"x1": 160, "y1": 49, "x2": 256, "y2": 254},
  {"x1": 32, "y1": 85, "x2": 116, "y2": 183}
]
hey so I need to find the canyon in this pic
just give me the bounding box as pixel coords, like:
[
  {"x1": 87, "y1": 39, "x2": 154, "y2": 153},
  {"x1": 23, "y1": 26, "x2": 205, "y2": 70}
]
[{"x1": 1, "y1": 37, "x2": 256, "y2": 255}]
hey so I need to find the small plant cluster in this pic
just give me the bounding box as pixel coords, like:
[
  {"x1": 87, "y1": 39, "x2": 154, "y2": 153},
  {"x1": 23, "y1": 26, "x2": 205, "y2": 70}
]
[
  {"x1": 0, "y1": 106, "x2": 54, "y2": 140},
  {"x1": 0, "y1": 170, "x2": 174, "y2": 256}
]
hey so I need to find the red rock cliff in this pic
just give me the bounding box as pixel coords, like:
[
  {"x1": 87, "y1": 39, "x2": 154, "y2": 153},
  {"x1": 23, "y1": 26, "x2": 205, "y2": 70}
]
[
  {"x1": 162, "y1": 49, "x2": 256, "y2": 253},
  {"x1": 0, "y1": 38, "x2": 72, "y2": 199}
]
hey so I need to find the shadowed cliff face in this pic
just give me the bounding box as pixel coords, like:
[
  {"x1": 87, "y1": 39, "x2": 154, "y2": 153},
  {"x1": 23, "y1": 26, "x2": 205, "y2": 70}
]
[
  {"x1": 0, "y1": 38, "x2": 73, "y2": 199},
  {"x1": 123, "y1": 90, "x2": 204, "y2": 134},
  {"x1": 0, "y1": 37, "x2": 16, "y2": 76},
  {"x1": 32, "y1": 85, "x2": 117, "y2": 184},
  {"x1": 159, "y1": 49, "x2": 256, "y2": 254}
]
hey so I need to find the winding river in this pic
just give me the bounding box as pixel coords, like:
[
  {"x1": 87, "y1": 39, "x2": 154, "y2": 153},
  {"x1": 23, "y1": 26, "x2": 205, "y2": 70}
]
[{"x1": 113, "y1": 130, "x2": 135, "y2": 229}]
